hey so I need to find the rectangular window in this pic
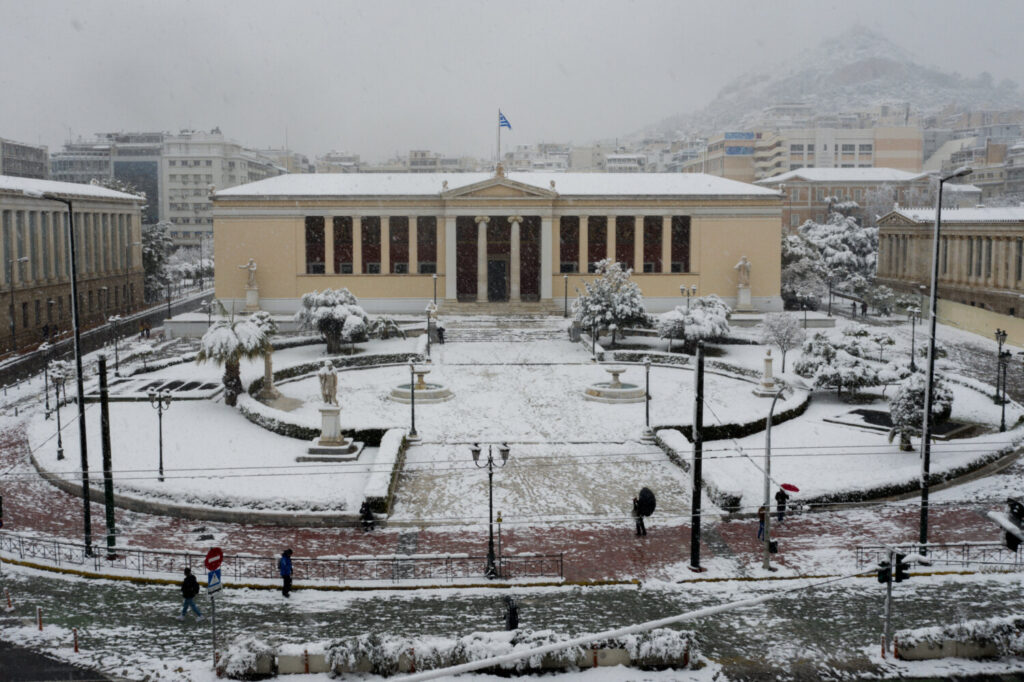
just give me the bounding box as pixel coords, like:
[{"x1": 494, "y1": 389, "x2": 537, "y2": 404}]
[
  {"x1": 791, "y1": 213, "x2": 800, "y2": 228},
  {"x1": 417, "y1": 217, "x2": 437, "y2": 273},
  {"x1": 41, "y1": 213, "x2": 50, "y2": 279},
  {"x1": 842, "y1": 144, "x2": 855, "y2": 153},
  {"x1": 586, "y1": 217, "x2": 606, "y2": 272},
  {"x1": 854, "y1": 189, "x2": 862, "y2": 202},
  {"x1": 790, "y1": 144, "x2": 804, "y2": 153},
  {"x1": 15, "y1": 211, "x2": 26, "y2": 280},
  {"x1": 670, "y1": 216, "x2": 691, "y2": 273},
  {"x1": 332, "y1": 216, "x2": 353, "y2": 273},
  {"x1": 389, "y1": 217, "x2": 409, "y2": 273},
  {"x1": 28, "y1": 212, "x2": 39, "y2": 280},
  {"x1": 615, "y1": 217, "x2": 634, "y2": 270},
  {"x1": 816, "y1": 188, "x2": 824, "y2": 201},
  {"x1": 361, "y1": 216, "x2": 381, "y2": 274},
  {"x1": 304, "y1": 216, "x2": 325, "y2": 274},
  {"x1": 559, "y1": 216, "x2": 579, "y2": 273},
  {"x1": 985, "y1": 237, "x2": 992, "y2": 278},
  {"x1": 967, "y1": 238, "x2": 974, "y2": 276},
  {"x1": 1, "y1": 211, "x2": 10, "y2": 284},
  {"x1": 643, "y1": 217, "x2": 662, "y2": 273},
  {"x1": 102, "y1": 214, "x2": 110, "y2": 273},
  {"x1": 807, "y1": 144, "x2": 815, "y2": 152},
  {"x1": 859, "y1": 144, "x2": 873, "y2": 153}
]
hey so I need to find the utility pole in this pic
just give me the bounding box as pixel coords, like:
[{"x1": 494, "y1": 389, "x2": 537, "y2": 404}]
[
  {"x1": 689, "y1": 341, "x2": 706, "y2": 572},
  {"x1": 98, "y1": 355, "x2": 117, "y2": 559}
]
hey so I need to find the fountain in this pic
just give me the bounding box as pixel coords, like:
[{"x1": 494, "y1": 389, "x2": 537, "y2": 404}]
[
  {"x1": 389, "y1": 367, "x2": 453, "y2": 403},
  {"x1": 583, "y1": 366, "x2": 646, "y2": 403}
]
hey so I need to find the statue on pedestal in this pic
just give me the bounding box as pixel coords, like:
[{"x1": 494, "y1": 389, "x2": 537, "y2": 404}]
[
  {"x1": 238, "y1": 258, "x2": 258, "y2": 288},
  {"x1": 734, "y1": 256, "x2": 751, "y2": 287},
  {"x1": 318, "y1": 361, "x2": 338, "y2": 405}
]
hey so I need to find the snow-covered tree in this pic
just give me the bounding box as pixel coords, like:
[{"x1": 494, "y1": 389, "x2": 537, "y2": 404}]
[
  {"x1": 656, "y1": 309, "x2": 687, "y2": 352},
  {"x1": 840, "y1": 323, "x2": 873, "y2": 359},
  {"x1": 196, "y1": 310, "x2": 268, "y2": 406},
  {"x1": 781, "y1": 233, "x2": 827, "y2": 310},
  {"x1": 864, "y1": 284, "x2": 895, "y2": 316},
  {"x1": 888, "y1": 371, "x2": 954, "y2": 451},
  {"x1": 872, "y1": 332, "x2": 895, "y2": 362},
  {"x1": 142, "y1": 221, "x2": 174, "y2": 302},
  {"x1": 794, "y1": 332, "x2": 879, "y2": 397},
  {"x1": 294, "y1": 288, "x2": 369, "y2": 354},
  {"x1": 759, "y1": 312, "x2": 805, "y2": 372},
  {"x1": 656, "y1": 295, "x2": 731, "y2": 354},
  {"x1": 249, "y1": 311, "x2": 279, "y2": 398},
  {"x1": 572, "y1": 259, "x2": 646, "y2": 344}
]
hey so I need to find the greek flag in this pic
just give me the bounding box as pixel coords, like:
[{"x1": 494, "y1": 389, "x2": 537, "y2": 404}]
[{"x1": 498, "y1": 111, "x2": 512, "y2": 130}]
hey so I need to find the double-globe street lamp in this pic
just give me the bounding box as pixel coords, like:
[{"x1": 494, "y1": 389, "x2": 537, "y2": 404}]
[
  {"x1": 24, "y1": 190, "x2": 94, "y2": 553},
  {"x1": 148, "y1": 389, "x2": 172, "y2": 483},
  {"x1": 681, "y1": 284, "x2": 697, "y2": 311},
  {"x1": 998, "y1": 349, "x2": 1011, "y2": 433},
  {"x1": 471, "y1": 442, "x2": 510, "y2": 579},
  {"x1": 52, "y1": 362, "x2": 66, "y2": 460},
  {"x1": 919, "y1": 165, "x2": 973, "y2": 554},
  {"x1": 995, "y1": 328, "x2": 1008, "y2": 403}
]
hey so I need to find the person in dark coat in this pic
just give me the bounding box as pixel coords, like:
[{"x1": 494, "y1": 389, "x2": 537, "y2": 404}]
[
  {"x1": 437, "y1": 324, "x2": 445, "y2": 344},
  {"x1": 178, "y1": 568, "x2": 202, "y2": 620},
  {"x1": 775, "y1": 488, "x2": 790, "y2": 523},
  {"x1": 503, "y1": 595, "x2": 519, "y2": 631},
  {"x1": 757, "y1": 505, "x2": 767, "y2": 541},
  {"x1": 359, "y1": 501, "x2": 375, "y2": 532},
  {"x1": 278, "y1": 548, "x2": 293, "y2": 597},
  {"x1": 632, "y1": 497, "x2": 646, "y2": 536}
]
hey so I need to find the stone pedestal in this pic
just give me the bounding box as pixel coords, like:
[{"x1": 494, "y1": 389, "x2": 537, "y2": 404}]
[
  {"x1": 301, "y1": 404, "x2": 364, "y2": 462},
  {"x1": 753, "y1": 349, "x2": 780, "y2": 397},
  {"x1": 735, "y1": 285, "x2": 753, "y2": 312},
  {"x1": 244, "y1": 286, "x2": 260, "y2": 312}
]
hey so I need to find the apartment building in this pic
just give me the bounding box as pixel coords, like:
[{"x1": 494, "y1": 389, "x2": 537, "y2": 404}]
[{"x1": 0, "y1": 138, "x2": 49, "y2": 180}]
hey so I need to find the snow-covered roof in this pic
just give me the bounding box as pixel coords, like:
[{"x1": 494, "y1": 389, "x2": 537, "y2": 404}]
[
  {"x1": 945, "y1": 183, "x2": 981, "y2": 193},
  {"x1": 214, "y1": 172, "x2": 779, "y2": 199},
  {"x1": 0, "y1": 175, "x2": 142, "y2": 202},
  {"x1": 887, "y1": 207, "x2": 1024, "y2": 224},
  {"x1": 757, "y1": 168, "x2": 928, "y2": 185}
]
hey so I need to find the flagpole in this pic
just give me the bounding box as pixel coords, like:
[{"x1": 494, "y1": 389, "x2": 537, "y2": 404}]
[{"x1": 496, "y1": 109, "x2": 501, "y2": 169}]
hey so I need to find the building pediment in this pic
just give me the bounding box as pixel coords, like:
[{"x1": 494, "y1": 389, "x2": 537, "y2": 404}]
[
  {"x1": 877, "y1": 211, "x2": 920, "y2": 227},
  {"x1": 443, "y1": 176, "x2": 557, "y2": 200}
]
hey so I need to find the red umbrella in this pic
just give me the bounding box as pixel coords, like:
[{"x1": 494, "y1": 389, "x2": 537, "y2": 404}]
[{"x1": 781, "y1": 483, "x2": 800, "y2": 493}]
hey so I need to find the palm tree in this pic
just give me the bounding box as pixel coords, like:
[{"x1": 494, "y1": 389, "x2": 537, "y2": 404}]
[
  {"x1": 249, "y1": 311, "x2": 280, "y2": 399},
  {"x1": 196, "y1": 301, "x2": 268, "y2": 406}
]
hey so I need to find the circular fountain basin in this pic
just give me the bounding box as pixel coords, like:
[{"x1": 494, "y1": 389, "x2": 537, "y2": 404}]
[
  {"x1": 584, "y1": 367, "x2": 646, "y2": 403},
  {"x1": 389, "y1": 383, "x2": 453, "y2": 404}
]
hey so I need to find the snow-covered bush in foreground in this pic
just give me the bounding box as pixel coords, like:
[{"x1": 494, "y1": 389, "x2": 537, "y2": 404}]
[
  {"x1": 896, "y1": 615, "x2": 1024, "y2": 655},
  {"x1": 294, "y1": 288, "x2": 369, "y2": 354},
  {"x1": 216, "y1": 634, "x2": 275, "y2": 679},
  {"x1": 657, "y1": 295, "x2": 731, "y2": 354}
]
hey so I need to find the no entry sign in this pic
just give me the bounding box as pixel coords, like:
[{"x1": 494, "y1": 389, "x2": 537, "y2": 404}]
[{"x1": 204, "y1": 547, "x2": 223, "y2": 571}]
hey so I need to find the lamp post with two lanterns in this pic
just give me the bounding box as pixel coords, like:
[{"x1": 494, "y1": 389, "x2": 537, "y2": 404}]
[
  {"x1": 470, "y1": 442, "x2": 510, "y2": 579},
  {"x1": 148, "y1": 389, "x2": 172, "y2": 483},
  {"x1": 681, "y1": 284, "x2": 697, "y2": 310}
]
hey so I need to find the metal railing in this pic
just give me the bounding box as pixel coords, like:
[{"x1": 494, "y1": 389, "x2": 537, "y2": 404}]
[
  {"x1": 0, "y1": 531, "x2": 563, "y2": 583},
  {"x1": 856, "y1": 542, "x2": 1022, "y2": 570}
]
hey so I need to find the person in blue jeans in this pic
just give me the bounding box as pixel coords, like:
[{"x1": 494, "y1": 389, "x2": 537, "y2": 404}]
[
  {"x1": 278, "y1": 548, "x2": 293, "y2": 597},
  {"x1": 178, "y1": 568, "x2": 202, "y2": 621}
]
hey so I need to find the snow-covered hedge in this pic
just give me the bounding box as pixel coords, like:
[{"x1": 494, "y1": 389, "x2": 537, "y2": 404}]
[
  {"x1": 236, "y1": 394, "x2": 391, "y2": 446},
  {"x1": 608, "y1": 351, "x2": 690, "y2": 367},
  {"x1": 896, "y1": 616, "x2": 1024, "y2": 656},
  {"x1": 363, "y1": 428, "x2": 408, "y2": 514},
  {"x1": 216, "y1": 635, "x2": 275, "y2": 679},
  {"x1": 247, "y1": 351, "x2": 421, "y2": 396}
]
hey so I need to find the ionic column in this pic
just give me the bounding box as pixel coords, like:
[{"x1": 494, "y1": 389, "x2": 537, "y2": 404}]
[
  {"x1": 661, "y1": 216, "x2": 671, "y2": 274},
  {"x1": 324, "y1": 217, "x2": 335, "y2": 274},
  {"x1": 508, "y1": 215, "x2": 522, "y2": 301},
  {"x1": 444, "y1": 215, "x2": 457, "y2": 299},
  {"x1": 381, "y1": 217, "x2": 391, "y2": 275},
  {"x1": 633, "y1": 216, "x2": 644, "y2": 273},
  {"x1": 578, "y1": 215, "x2": 589, "y2": 274},
  {"x1": 606, "y1": 216, "x2": 615, "y2": 263},
  {"x1": 353, "y1": 216, "x2": 363, "y2": 274},
  {"x1": 475, "y1": 216, "x2": 490, "y2": 302},
  {"x1": 408, "y1": 216, "x2": 418, "y2": 275},
  {"x1": 540, "y1": 215, "x2": 553, "y2": 299}
]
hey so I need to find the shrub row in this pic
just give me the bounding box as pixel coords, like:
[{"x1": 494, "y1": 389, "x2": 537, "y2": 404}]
[{"x1": 363, "y1": 428, "x2": 408, "y2": 514}]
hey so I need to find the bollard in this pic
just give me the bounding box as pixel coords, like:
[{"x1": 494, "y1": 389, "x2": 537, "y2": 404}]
[
  {"x1": 303, "y1": 649, "x2": 309, "y2": 674},
  {"x1": 37, "y1": 606, "x2": 42, "y2": 631},
  {"x1": 409, "y1": 647, "x2": 416, "y2": 673},
  {"x1": 74, "y1": 627, "x2": 79, "y2": 653},
  {"x1": 880, "y1": 634, "x2": 886, "y2": 659}
]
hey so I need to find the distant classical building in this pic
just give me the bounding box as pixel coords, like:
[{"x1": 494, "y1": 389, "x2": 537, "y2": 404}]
[
  {"x1": 757, "y1": 168, "x2": 938, "y2": 230},
  {"x1": 212, "y1": 168, "x2": 783, "y2": 315},
  {"x1": 876, "y1": 206, "x2": 1024, "y2": 316},
  {"x1": 1, "y1": 138, "x2": 49, "y2": 179},
  {"x1": 0, "y1": 176, "x2": 144, "y2": 353}
]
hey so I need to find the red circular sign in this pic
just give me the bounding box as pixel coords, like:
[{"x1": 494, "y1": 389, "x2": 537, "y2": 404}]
[{"x1": 204, "y1": 547, "x2": 223, "y2": 571}]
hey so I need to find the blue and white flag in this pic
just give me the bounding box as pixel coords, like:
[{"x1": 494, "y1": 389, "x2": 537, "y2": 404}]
[{"x1": 498, "y1": 111, "x2": 512, "y2": 130}]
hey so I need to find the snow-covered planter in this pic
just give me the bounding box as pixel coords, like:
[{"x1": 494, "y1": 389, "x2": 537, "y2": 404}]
[
  {"x1": 216, "y1": 635, "x2": 276, "y2": 679},
  {"x1": 896, "y1": 616, "x2": 1024, "y2": 660},
  {"x1": 236, "y1": 393, "x2": 392, "y2": 446},
  {"x1": 608, "y1": 351, "x2": 689, "y2": 368},
  {"x1": 592, "y1": 628, "x2": 693, "y2": 669},
  {"x1": 363, "y1": 428, "x2": 408, "y2": 514}
]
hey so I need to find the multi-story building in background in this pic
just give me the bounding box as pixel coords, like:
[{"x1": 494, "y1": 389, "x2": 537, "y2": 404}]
[
  {"x1": 255, "y1": 148, "x2": 314, "y2": 174},
  {"x1": 0, "y1": 138, "x2": 49, "y2": 179},
  {"x1": 316, "y1": 151, "x2": 362, "y2": 173}
]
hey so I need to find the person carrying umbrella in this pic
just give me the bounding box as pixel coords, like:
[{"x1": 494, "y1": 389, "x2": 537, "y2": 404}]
[
  {"x1": 632, "y1": 496, "x2": 646, "y2": 536},
  {"x1": 776, "y1": 483, "x2": 799, "y2": 523}
]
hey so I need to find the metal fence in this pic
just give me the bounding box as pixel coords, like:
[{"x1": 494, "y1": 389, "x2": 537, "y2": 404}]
[
  {"x1": 856, "y1": 542, "x2": 1022, "y2": 570},
  {"x1": 0, "y1": 532, "x2": 563, "y2": 583}
]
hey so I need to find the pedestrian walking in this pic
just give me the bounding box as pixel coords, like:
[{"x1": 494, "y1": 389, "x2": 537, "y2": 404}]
[
  {"x1": 139, "y1": 320, "x2": 145, "y2": 340},
  {"x1": 437, "y1": 324, "x2": 445, "y2": 344},
  {"x1": 757, "y1": 505, "x2": 767, "y2": 541},
  {"x1": 359, "y1": 500, "x2": 375, "y2": 532},
  {"x1": 278, "y1": 548, "x2": 293, "y2": 598},
  {"x1": 632, "y1": 496, "x2": 646, "y2": 536},
  {"x1": 503, "y1": 595, "x2": 519, "y2": 631},
  {"x1": 144, "y1": 320, "x2": 152, "y2": 338},
  {"x1": 775, "y1": 487, "x2": 790, "y2": 523},
  {"x1": 177, "y1": 568, "x2": 202, "y2": 621}
]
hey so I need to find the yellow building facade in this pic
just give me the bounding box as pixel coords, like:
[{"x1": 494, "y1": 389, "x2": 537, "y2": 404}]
[{"x1": 212, "y1": 169, "x2": 783, "y2": 314}]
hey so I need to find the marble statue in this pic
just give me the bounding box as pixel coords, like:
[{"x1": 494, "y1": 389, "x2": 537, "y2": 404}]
[
  {"x1": 734, "y1": 256, "x2": 751, "y2": 287},
  {"x1": 238, "y1": 258, "x2": 258, "y2": 288},
  {"x1": 318, "y1": 360, "x2": 338, "y2": 405}
]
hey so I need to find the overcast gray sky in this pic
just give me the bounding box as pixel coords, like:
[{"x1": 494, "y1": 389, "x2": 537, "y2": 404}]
[{"x1": 2, "y1": 0, "x2": 1022, "y2": 162}]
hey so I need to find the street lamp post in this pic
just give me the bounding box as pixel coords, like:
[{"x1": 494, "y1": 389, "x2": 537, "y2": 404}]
[
  {"x1": 908, "y1": 307, "x2": 918, "y2": 371},
  {"x1": 7, "y1": 256, "x2": 29, "y2": 353},
  {"x1": 681, "y1": 284, "x2": 697, "y2": 311},
  {"x1": 995, "y1": 328, "x2": 1007, "y2": 403},
  {"x1": 920, "y1": 166, "x2": 973, "y2": 555},
  {"x1": 999, "y1": 349, "x2": 1010, "y2": 432},
  {"x1": 471, "y1": 442, "x2": 510, "y2": 579},
  {"x1": 26, "y1": 191, "x2": 93, "y2": 554},
  {"x1": 408, "y1": 361, "x2": 418, "y2": 441},
  {"x1": 108, "y1": 315, "x2": 122, "y2": 376},
  {"x1": 642, "y1": 356, "x2": 654, "y2": 441},
  {"x1": 148, "y1": 389, "x2": 171, "y2": 482},
  {"x1": 763, "y1": 387, "x2": 787, "y2": 571},
  {"x1": 802, "y1": 304, "x2": 808, "y2": 329},
  {"x1": 40, "y1": 342, "x2": 51, "y2": 414},
  {"x1": 424, "y1": 307, "x2": 431, "y2": 360},
  {"x1": 53, "y1": 364, "x2": 65, "y2": 460},
  {"x1": 166, "y1": 282, "x2": 172, "y2": 321},
  {"x1": 563, "y1": 274, "x2": 569, "y2": 318}
]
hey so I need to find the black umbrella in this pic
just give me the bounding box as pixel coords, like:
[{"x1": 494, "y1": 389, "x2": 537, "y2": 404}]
[{"x1": 637, "y1": 487, "x2": 656, "y2": 517}]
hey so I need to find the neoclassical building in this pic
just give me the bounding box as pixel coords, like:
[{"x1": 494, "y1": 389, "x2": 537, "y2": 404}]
[{"x1": 212, "y1": 168, "x2": 782, "y2": 314}]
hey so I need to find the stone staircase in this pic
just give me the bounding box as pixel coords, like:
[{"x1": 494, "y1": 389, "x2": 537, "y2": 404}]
[
  {"x1": 437, "y1": 299, "x2": 566, "y2": 316},
  {"x1": 441, "y1": 315, "x2": 570, "y2": 343}
]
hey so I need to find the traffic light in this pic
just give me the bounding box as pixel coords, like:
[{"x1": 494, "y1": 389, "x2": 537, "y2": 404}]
[
  {"x1": 877, "y1": 559, "x2": 891, "y2": 584},
  {"x1": 894, "y1": 553, "x2": 911, "y2": 582}
]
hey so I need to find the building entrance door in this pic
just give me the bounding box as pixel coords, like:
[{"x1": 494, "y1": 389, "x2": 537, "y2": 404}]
[{"x1": 487, "y1": 260, "x2": 508, "y2": 302}]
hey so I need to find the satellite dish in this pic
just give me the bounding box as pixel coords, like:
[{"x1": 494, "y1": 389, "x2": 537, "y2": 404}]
[{"x1": 637, "y1": 487, "x2": 656, "y2": 517}]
